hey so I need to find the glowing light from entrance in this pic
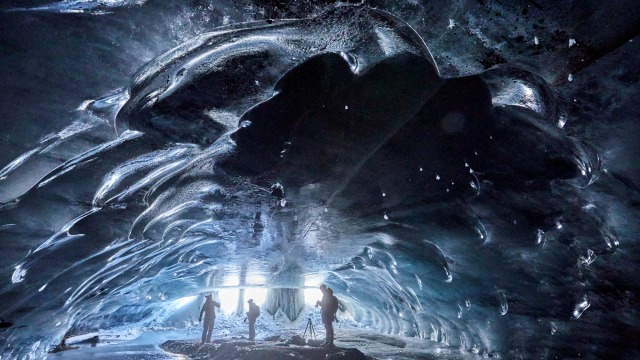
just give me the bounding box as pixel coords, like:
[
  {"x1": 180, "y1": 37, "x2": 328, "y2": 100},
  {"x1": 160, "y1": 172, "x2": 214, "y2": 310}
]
[
  {"x1": 303, "y1": 273, "x2": 325, "y2": 305},
  {"x1": 217, "y1": 287, "x2": 269, "y2": 314},
  {"x1": 218, "y1": 288, "x2": 239, "y2": 314},
  {"x1": 175, "y1": 295, "x2": 196, "y2": 309},
  {"x1": 244, "y1": 287, "x2": 267, "y2": 306},
  {"x1": 304, "y1": 287, "x2": 322, "y2": 305}
]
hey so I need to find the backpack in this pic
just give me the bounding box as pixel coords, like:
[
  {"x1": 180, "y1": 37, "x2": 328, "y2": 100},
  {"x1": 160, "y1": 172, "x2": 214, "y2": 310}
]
[
  {"x1": 250, "y1": 303, "x2": 260, "y2": 318},
  {"x1": 329, "y1": 295, "x2": 339, "y2": 315}
]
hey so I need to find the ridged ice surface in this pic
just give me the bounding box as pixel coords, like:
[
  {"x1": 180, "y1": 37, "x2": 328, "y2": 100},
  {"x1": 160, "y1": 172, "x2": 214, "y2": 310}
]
[
  {"x1": 9, "y1": 0, "x2": 148, "y2": 14},
  {"x1": 1, "y1": 2, "x2": 639, "y2": 359}
]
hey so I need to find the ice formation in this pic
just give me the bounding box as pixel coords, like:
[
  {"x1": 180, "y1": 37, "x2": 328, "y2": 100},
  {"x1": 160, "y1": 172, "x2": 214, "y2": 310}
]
[{"x1": 1, "y1": 1, "x2": 639, "y2": 359}]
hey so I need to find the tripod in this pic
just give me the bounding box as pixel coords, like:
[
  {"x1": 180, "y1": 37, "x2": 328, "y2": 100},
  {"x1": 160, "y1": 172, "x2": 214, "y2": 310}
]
[{"x1": 302, "y1": 318, "x2": 316, "y2": 340}]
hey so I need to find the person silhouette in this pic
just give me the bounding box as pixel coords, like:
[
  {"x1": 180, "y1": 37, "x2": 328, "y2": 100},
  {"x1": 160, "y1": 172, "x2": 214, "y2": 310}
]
[
  {"x1": 199, "y1": 294, "x2": 221, "y2": 344},
  {"x1": 246, "y1": 298, "x2": 260, "y2": 340},
  {"x1": 316, "y1": 284, "x2": 339, "y2": 348}
]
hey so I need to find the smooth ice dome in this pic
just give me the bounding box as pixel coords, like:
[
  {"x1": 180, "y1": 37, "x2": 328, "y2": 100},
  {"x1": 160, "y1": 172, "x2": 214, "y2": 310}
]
[{"x1": 1, "y1": 1, "x2": 639, "y2": 359}]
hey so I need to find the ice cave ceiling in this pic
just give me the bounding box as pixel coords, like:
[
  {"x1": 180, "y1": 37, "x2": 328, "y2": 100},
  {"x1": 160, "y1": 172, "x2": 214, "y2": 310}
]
[{"x1": 0, "y1": 0, "x2": 639, "y2": 359}]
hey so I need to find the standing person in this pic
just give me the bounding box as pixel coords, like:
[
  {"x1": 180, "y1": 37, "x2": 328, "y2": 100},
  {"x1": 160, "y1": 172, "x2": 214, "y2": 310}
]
[
  {"x1": 199, "y1": 294, "x2": 221, "y2": 344},
  {"x1": 316, "y1": 284, "x2": 338, "y2": 348},
  {"x1": 325, "y1": 288, "x2": 339, "y2": 347},
  {"x1": 245, "y1": 299, "x2": 260, "y2": 340}
]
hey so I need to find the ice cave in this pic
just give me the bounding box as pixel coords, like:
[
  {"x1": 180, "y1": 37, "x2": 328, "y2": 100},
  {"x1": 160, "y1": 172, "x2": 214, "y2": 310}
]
[{"x1": 0, "y1": 1, "x2": 639, "y2": 359}]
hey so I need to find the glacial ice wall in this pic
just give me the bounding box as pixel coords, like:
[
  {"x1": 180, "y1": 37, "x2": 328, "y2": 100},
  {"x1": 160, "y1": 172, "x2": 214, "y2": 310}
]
[{"x1": 1, "y1": 2, "x2": 639, "y2": 359}]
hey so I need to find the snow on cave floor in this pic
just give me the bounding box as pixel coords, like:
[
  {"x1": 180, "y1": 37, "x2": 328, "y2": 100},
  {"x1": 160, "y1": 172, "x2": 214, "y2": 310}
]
[
  {"x1": 46, "y1": 329, "x2": 475, "y2": 360},
  {"x1": 46, "y1": 310, "x2": 481, "y2": 360}
]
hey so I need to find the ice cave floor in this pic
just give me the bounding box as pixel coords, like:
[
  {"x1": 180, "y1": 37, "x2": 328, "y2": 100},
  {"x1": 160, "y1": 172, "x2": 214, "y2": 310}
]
[{"x1": 46, "y1": 326, "x2": 480, "y2": 360}]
